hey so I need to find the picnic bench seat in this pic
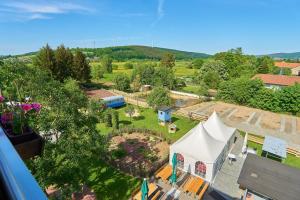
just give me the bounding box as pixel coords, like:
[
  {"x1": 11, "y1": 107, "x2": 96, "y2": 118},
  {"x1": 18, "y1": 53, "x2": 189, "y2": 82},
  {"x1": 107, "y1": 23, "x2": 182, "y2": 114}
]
[
  {"x1": 198, "y1": 182, "x2": 209, "y2": 200},
  {"x1": 182, "y1": 177, "x2": 195, "y2": 192},
  {"x1": 150, "y1": 190, "x2": 161, "y2": 200}
]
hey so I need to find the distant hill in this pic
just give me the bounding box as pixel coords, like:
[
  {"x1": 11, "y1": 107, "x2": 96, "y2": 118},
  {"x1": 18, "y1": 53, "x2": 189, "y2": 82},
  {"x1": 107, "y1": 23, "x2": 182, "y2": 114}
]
[
  {"x1": 265, "y1": 52, "x2": 300, "y2": 60},
  {"x1": 79, "y1": 45, "x2": 211, "y2": 60}
]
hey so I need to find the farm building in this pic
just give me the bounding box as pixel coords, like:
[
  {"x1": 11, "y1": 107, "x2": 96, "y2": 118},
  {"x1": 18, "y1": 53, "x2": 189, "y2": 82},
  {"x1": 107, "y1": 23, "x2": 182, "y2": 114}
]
[
  {"x1": 275, "y1": 61, "x2": 300, "y2": 76},
  {"x1": 169, "y1": 112, "x2": 236, "y2": 182},
  {"x1": 253, "y1": 74, "x2": 300, "y2": 89}
]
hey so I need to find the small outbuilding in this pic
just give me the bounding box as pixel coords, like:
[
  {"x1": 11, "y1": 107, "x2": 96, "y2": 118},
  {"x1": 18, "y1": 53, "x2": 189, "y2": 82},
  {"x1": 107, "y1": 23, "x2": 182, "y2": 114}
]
[
  {"x1": 168, "y1": 124, "x2": 177, "y2": 133},
  {"x1": 102, "y1": 96, "x2": 125, "y2": 108},
  {"x1": 158, "y1": 106, "x2": 172, "y2": 125},
  {"x1": 262, "y1": 135, "x2": 287, "y2": 162}
]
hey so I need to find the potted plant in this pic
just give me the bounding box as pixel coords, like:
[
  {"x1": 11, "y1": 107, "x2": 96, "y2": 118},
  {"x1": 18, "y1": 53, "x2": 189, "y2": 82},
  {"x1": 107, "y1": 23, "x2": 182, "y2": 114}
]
[{"x1": 0, "y1": 95, "x2": 44, "y2": 159}]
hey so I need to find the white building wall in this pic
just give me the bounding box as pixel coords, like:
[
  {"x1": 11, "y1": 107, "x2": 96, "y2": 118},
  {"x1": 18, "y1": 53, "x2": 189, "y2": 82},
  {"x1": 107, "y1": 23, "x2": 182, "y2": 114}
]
[{"x1": 291, "y1": 66, "x2": 300, "y2": 76}]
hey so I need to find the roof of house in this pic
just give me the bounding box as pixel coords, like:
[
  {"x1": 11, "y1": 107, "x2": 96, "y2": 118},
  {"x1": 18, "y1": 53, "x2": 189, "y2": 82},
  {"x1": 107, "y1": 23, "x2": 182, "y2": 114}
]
[
  {"x1": 237, "y1": 154, "x2": 300, "y2": 200},
  {"x1": 253, "y1": 74, "x2": 300, "y2": 86},
  {"x1": 102, "y1": 95, "x2": 124, "y2": 101},
  {"x1": 262, "y1": 136, "x2": 287, "y2": 158},
  {"x1": 157, "y1": 106, "x2": 172, "y2": 112},
  {"x1": 85, "y1": 89, "x2": 116, "y2": 99},
  {"x1": 275, "y1": 61, "x2": 300, "y2": 69}
]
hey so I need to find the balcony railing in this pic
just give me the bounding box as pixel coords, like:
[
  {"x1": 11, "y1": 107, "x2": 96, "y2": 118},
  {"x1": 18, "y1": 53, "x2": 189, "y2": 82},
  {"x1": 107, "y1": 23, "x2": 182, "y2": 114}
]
[{"x1": 0, "y1": 126, "x2": 47, "y2": 200}]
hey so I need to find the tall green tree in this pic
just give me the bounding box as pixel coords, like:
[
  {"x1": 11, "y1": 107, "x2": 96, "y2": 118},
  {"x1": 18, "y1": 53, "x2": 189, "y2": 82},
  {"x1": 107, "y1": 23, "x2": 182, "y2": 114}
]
[
  {"x1": 113, "y1": 74, "x2": 130, "y2": 92},
  {"x1": 101, "y1": 55, "x2": 113, "y2": 73},
  {"x1": 147, "y1": 87, "x2": 171, "y2": 109},
  {"x1": 154, "y1": 67, "x2": 176, "y2": 89},
  {"x1": 34, "y1": 44, "x2": 56, "y2": 76},
  {"x1": 0, "y1": 61, "x2": 103, "y2": 198},
  {"x1": 54, "y1": 45, "x2": 73, "y2": 82},
  {"x1": 72, "y1": 50, "x2": 91, "y2": 82},
  {"x1": 161, "y1": 53, "x2": 175, "y2": 69},
  {"x1": 256, "y1": 56, "x2": 274, "y2": 74},
  {"x1": 192, "y1": 58, "x2": 204, "y2": 69}
]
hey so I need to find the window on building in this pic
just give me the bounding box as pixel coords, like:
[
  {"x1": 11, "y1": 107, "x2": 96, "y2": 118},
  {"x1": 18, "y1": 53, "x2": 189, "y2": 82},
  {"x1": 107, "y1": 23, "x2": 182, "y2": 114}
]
[
  {"x1": 177, "y1": 153, "x2": 184, "y2": 169},
  {"x1": 195, "y1": 161, "x2": 206, "y2": 178}
]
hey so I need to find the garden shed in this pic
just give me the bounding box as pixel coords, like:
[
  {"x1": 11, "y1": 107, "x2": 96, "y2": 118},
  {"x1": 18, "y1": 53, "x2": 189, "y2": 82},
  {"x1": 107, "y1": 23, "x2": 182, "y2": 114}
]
[
  {"x1": 158, "y1": 106, "x2": 172, "y2": 124},
  {"x1": 169, "y1": 112, "x2": 236, "y2": 182}
]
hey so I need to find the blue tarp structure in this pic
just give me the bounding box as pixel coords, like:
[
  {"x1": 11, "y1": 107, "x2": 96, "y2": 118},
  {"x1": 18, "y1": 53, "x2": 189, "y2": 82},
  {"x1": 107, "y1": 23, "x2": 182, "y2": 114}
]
[{"x1": 262, "y1": 136, "x2": 287, "y2": 158}]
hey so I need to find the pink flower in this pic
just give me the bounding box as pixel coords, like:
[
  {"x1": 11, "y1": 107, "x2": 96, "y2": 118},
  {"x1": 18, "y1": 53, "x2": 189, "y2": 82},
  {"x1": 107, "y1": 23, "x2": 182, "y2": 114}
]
[
  {"x1": 0, "y1": 96, "x2": 4, "y2": 103},
  {"x1": 31, "y1": 103, "x2": 42, "y2": 112},
  {"x1": 1, "y1": 112, "x2": 13, "y2": 124},
  {"x1": 20, "y1": 104, "x2": 33, "y2": 112}
]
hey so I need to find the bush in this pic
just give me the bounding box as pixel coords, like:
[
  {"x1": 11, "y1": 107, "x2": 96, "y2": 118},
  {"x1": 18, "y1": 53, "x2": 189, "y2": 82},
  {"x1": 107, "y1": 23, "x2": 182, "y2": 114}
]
[
  {"x1": 147, "y1": 87, "x2": 171, "y2": 109},
  {"x1": 124, "y1": 62, "x2": 134, "y2": 69},
  {"x1": 113, "y1": 74, "x2": 130, "y2": 92},
  {"x1": 91, "y1": 64, "x2": 104, "y2": 80},
  {"x1": 105, "y1": 111, "x2": 112, "y2": 127},
  {"x1": 112, "y1": 110, "x2": 119, "y2": 129},
  {"x1": 217, "y1": 78, "x2": 263, "y2": 105},
  {"x1": 112, "y1": 64, "x2": 118, "y2": 70}
]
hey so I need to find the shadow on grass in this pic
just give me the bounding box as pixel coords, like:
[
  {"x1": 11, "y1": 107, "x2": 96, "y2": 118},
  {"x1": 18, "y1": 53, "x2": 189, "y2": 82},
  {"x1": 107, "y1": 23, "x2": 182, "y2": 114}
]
[
  {"x1": 120, "y1": 120, "x2": 132, "y2": 125},
  {"x1": 133, "y1": 116, "x2": 145, "y2": 121},
  {"x1": 87, "y1": 159, "x2": 141, "y2": 200},
  {"x1": 171, "y1": 116, "x2": 179, "y2": 123}
]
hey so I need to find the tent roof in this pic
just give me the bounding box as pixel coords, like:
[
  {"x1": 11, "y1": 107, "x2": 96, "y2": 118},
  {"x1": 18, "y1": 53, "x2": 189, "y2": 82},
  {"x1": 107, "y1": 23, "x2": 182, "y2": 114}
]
[
  {"x1": 171, "y1": 122, "x2": 225, "y2": 163},
  {"x1": 203, "y1": 111, "x2": 236, "y2": 142}
]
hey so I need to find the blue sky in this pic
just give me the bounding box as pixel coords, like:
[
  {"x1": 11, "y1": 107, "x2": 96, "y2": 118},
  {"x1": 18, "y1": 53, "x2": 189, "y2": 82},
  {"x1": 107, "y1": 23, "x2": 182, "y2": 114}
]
[{"x1": 1, "y1": 0, "x2": 300, "y2": 55}]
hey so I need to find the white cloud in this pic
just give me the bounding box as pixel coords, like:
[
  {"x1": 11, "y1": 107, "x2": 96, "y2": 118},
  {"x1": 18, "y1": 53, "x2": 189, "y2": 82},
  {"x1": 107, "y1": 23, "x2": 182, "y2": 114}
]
[
  {"x1": 151, "y1": 0, "x2": 166, "y2": 27},
  {"x1": 0, "y1": 1, "x2": 93, "y2": 21},
  {"x1": 157, "y1": 0, "x2": 165, "y2": 20}
]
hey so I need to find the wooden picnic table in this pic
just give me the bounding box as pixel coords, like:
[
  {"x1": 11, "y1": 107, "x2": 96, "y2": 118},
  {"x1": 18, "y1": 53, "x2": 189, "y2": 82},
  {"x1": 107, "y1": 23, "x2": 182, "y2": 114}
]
[
  {"x1": 133, "y1": 183, "x2": 158, "y2": 200},
  {"x1": 190, "y1": 177, "x2": 204, "y2": 194}
]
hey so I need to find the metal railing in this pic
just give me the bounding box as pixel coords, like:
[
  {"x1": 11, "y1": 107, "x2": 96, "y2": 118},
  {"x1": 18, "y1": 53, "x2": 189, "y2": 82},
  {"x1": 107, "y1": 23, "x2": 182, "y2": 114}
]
[{"x1": 0, "y1": 127, "x2": 47, "y2": 200}]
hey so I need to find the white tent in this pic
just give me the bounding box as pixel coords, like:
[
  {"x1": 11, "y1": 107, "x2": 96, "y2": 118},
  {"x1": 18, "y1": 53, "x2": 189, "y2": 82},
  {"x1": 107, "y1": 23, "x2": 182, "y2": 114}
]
[
  {"x1": 203, "y1": 111, "x2": 236, "y2": 142},
  {"x1": 169, "y1": 112, "x2": 236, "y2": 182}
]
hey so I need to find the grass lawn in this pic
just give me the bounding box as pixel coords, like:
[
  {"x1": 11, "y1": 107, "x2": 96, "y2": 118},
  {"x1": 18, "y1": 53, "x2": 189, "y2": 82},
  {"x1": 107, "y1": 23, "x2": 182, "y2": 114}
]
[
  {"x1": 96, "y1": 106, "x2": 198, "y2": 142},
  {"x1": 181, "y1": 85, "x2": 199, "y2": 94},
  {"x1": 87, "y1": 159, "x2": 140, "y2": 200},
  {"x1": 247, "y1": 141, "x2": 300, "y2": 169}
]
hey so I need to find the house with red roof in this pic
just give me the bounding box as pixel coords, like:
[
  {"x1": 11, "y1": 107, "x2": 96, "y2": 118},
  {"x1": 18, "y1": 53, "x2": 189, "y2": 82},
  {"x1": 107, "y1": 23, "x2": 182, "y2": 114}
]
[
  {"x1": 275, "y1": 61, "x2": 300, "y2": 76},
  {"x1": 253, "y1": 74, "x2": 300, "y2": 89}
]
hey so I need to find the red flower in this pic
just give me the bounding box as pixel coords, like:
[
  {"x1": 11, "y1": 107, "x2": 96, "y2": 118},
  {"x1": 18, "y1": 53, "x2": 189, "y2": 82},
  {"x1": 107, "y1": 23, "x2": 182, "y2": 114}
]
[
  {"x1": 0, "y1": 96, "x2": 4, "y2": 103},
  {"x1": 20, "y1": 104, "x2": 33, "y2": 112}
]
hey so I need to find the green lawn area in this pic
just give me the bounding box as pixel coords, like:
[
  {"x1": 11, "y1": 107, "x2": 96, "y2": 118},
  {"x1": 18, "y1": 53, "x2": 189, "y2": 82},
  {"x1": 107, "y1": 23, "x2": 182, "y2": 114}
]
[
  {"x1": 87, "y1": 159, "x2": 140, "y2": 200},
  {"x1": 96, "y1": 106, "x2": 198, "y2": 142},
  {"x1": 90, "y1": 61, "x2": 196, "y2": 84},
  {"x1": 247, "y1": 141, "x2": 300, "y2": 169},
  {"x1": 181, "y1": 85, "x2": 199, "y2": 94}
]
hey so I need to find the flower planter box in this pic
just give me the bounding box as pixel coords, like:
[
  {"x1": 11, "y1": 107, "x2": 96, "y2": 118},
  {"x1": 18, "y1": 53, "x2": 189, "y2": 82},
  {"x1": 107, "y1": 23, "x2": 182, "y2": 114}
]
[{"x1": 1, "y1": 124, "x2": 44, "y2": 159}]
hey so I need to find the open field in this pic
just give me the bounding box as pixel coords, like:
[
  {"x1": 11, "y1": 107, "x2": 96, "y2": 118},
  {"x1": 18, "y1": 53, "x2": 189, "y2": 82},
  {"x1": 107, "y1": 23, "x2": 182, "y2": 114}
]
[
  {"x1": 96, "y1": 106, "x2": 198, "y2": 142},
  {"x1": 90, "y1": 60, "x2": 197, "y2": 84}
]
